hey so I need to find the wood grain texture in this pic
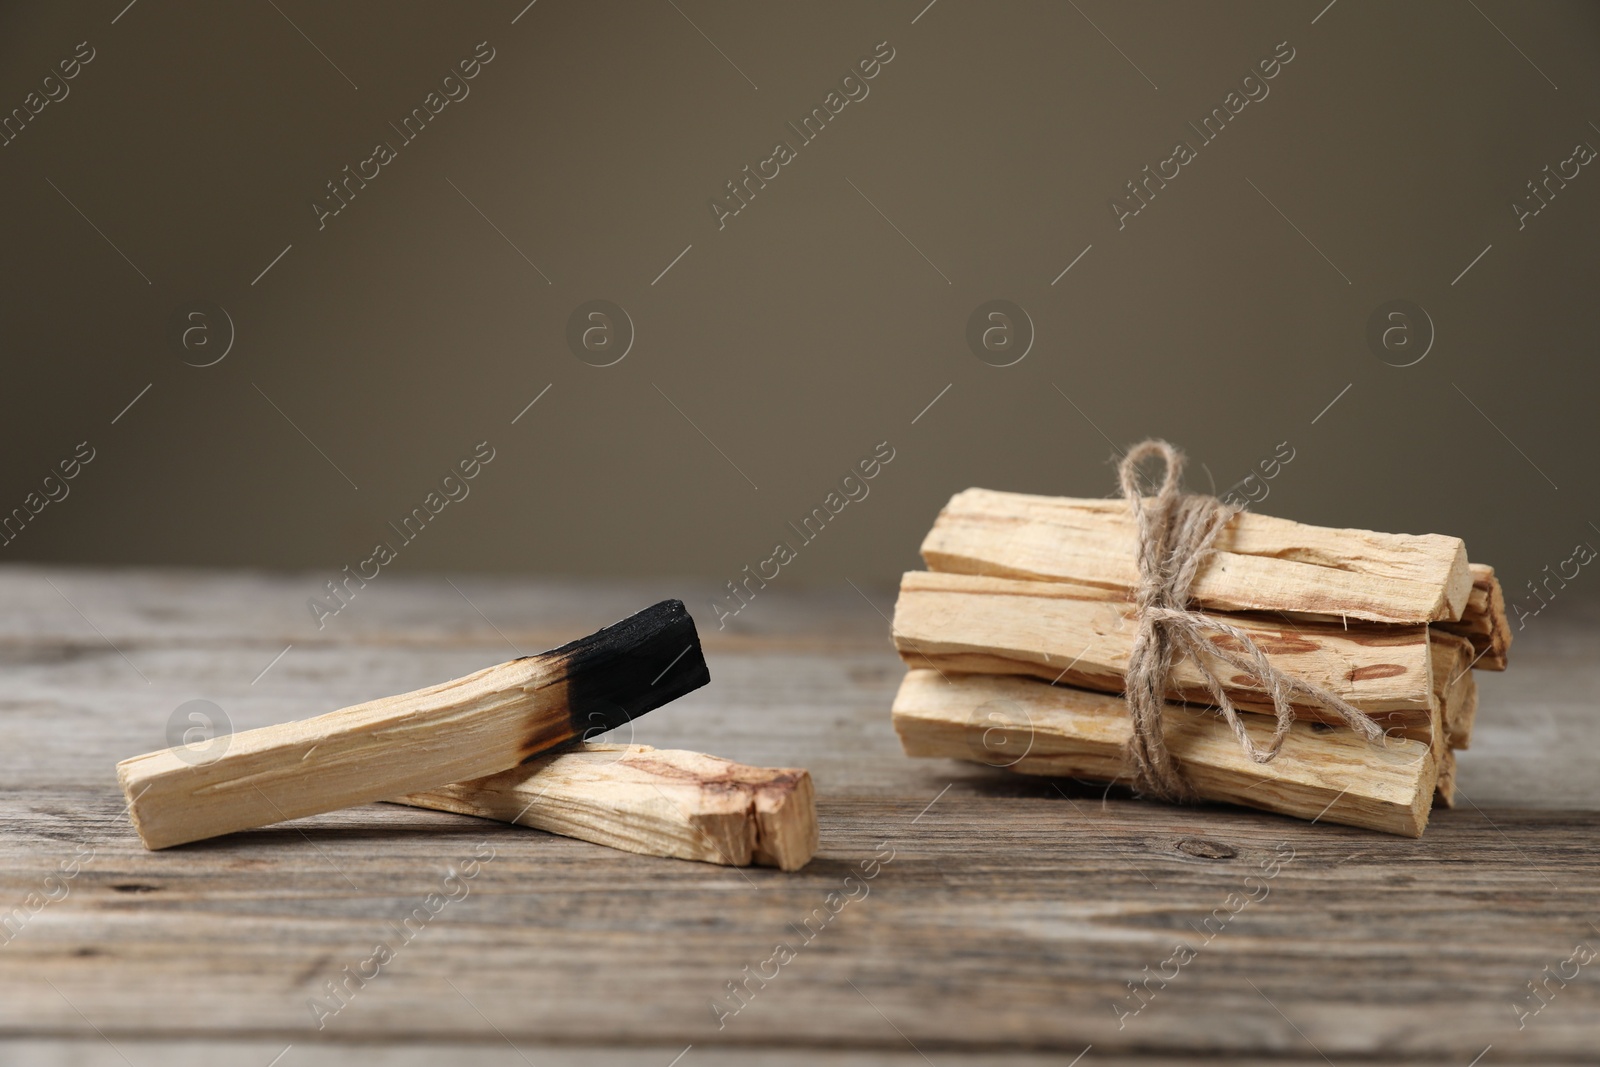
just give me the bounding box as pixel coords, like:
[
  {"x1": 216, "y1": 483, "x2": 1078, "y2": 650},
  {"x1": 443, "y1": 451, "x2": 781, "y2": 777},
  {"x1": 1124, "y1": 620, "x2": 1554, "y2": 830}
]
[
  {"x1": 892, "y1": 671, "x2": 1435, "y2": 836},
  {"x1": 20, "y1": 1042, "x2": 1583, "y2": 1067},
  {"x1": 1438, "y1": 563, "x2": 1512, "y2": 670},
  {"x1": 1436, "y1": 747, "x2": 1457, "y2": 809},
  {"x1": 115, "y1": 601, "x2": 709, "y2": 849},
  {"x1": 0, "y1": 566, "x2": 1594, "y2": 1062},
  {"x1": 921, "y1": 488, "x2": 1473, "y2": 624},
  {"x1": 1432, "y1": 630, "x2": 1479, "y2": 751},
  {"x1": 393, "y1": 743, "x2": 817, "y2": 870},
  {"x1": 1424, "y1": 631, "x2": 1475, "y2": 807},
  {"x1": 892, "y1": 570, "x2": 1436, "y2": 726}
]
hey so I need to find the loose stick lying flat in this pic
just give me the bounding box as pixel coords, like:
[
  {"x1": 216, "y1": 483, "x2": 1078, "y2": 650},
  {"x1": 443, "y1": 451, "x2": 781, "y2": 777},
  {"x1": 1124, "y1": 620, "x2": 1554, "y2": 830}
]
[
  {"x1": 1436, "y1": 564, "x2": 1511, "y2": 671},
  {"x1": 394, "y1": 744, "x2": 817, "y2": 870},
  {"x1": 892, "y1": 571, "x2": 1436, "y2": 728},
  {"x1": 117, "y1": 601, "x2": 710, "y2": 850},
  {"x1": 921, "y1": 489, "x2": 1473, "y2": 624},
  {"x1": 891, "y1": 670, "x2": 1436, "y2": 837}
]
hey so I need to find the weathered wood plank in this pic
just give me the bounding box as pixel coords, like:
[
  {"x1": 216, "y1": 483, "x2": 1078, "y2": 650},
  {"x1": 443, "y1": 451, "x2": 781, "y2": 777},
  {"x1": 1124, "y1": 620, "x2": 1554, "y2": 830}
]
[
  {"x1": 2, "y1": 789, "x2": 1596, "y2": 1056},
  {"x1": 14, "y1": 1041, "x2": 1581, "y2": 1066},
  {"x1": 0, "y1": 566, "x2": 1595, "y2": 1061}
]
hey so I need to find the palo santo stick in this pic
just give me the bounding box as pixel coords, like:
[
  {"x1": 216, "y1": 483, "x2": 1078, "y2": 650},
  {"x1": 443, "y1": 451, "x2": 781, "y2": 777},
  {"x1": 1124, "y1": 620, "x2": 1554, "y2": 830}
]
[
  {"x1": 1436, "y1": 564, "x2": 1511, "y2": 670},
  {"x1": 1346, "y1": 633, "x2": 1463, "y2": 805},
  {"x1": 892, "y1": 670, "x2": 1436, "y2": 837},
  {"x1": 892, "y1": 571, "x2": 1435, "y2": 728},
  {"x1": 1430, "y1": 630, "x2": 1478, "y2": 751},
  {"x1": 117, "y1": 601, "x2": 710, "y2": 850},
  {"x1": 394, "y1": 744, "x2": 817, "y2": 871},
  {"x1": 1435, "y1": 747, "x2": 1457, "y2": 810},
  {"x1": 1425, "y1": 632, "x2": 1474, "y2": 807},
  {"x1": 921, "y1": 488, "x2": 1472, "y2": 624}
]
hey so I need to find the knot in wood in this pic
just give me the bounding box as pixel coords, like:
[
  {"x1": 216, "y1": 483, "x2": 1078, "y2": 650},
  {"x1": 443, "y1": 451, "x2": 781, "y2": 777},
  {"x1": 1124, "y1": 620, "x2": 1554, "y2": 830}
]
[{"x1": 1174, "y1": 838, "x2": 1238, "y2": 860}]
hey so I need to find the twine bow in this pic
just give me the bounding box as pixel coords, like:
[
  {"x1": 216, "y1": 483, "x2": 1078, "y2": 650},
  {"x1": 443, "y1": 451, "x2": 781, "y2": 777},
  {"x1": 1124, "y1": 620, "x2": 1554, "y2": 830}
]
[{"x1": 1117, "y1": 440, "x2": 1384, "y2": 800}]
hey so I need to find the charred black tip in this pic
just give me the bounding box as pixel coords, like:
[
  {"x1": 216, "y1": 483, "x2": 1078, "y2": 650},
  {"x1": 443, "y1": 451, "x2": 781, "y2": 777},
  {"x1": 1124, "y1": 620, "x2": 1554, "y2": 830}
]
[{"x1": 554, "y1": 599, "x2": 709, "y2": 738}]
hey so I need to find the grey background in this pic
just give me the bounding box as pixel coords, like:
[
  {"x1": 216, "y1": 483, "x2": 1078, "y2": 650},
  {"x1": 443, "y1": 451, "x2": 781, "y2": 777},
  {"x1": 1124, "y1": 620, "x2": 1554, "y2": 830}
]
[{"x1": 1, "y1": 1, "x2": 1596, "y2": 625}]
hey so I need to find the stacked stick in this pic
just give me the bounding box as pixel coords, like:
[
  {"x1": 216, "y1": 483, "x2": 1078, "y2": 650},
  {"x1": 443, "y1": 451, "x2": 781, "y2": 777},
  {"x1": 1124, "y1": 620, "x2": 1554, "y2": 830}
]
[{"x1": 890, "y1": 477, "x2": 1511, "y2": 837}]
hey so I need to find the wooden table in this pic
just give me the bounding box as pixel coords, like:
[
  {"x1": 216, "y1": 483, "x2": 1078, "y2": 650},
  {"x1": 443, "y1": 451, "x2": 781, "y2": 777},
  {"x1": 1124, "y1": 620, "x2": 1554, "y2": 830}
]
[{"x1": 2, "y1": 566, "x2": 1595, "y2": 1066}]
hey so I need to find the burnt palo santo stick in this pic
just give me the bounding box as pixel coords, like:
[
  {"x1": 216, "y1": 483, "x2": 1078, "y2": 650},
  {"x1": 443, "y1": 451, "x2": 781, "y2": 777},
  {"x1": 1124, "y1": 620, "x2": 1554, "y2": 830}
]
[
  {"x1": 392, "y1": 744, "x2": 818, "y2": 871},
  {"x1": 117, "y1": 600, "x2": 709, "y2": 850}
]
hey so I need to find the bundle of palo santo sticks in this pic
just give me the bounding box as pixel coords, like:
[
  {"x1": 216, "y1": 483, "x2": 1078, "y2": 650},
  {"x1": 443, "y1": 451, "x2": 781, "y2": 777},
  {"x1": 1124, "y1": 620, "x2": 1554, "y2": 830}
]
[
  {"x1": 117, "y1": 601, "x2": 818, "y2": 869},
  {"x1": 890, "y1": 442, "x2": 1510, "y2": 837}
]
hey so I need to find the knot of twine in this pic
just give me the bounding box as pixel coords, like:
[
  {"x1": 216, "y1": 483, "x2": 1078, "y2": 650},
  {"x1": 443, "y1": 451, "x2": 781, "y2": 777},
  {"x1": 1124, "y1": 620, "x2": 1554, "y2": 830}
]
[{"x1": 1117, "y1": 440, "x2": 1385, "y2": 801}]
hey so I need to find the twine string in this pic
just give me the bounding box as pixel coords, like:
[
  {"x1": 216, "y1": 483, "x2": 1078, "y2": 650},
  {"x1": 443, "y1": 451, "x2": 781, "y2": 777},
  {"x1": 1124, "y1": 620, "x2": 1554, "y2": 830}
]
[{"x1": 1116, "y1": 440, "x2": 1384, "y2": 800}]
